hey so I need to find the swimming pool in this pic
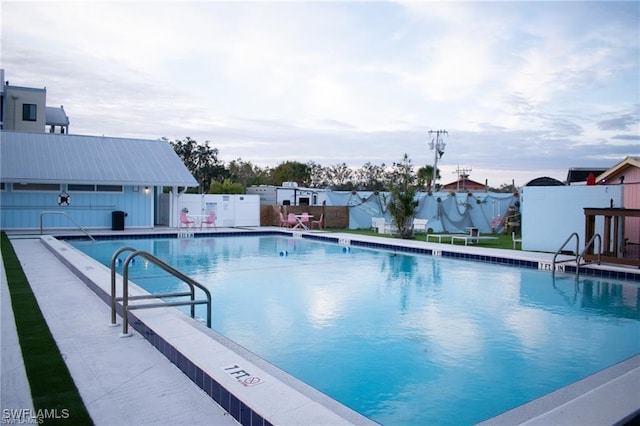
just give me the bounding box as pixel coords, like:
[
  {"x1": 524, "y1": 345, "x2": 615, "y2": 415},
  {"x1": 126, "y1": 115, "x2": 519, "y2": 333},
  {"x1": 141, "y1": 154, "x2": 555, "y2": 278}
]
[{"x1": 71, "y1": 235, "x2": 640, "y2": 425}]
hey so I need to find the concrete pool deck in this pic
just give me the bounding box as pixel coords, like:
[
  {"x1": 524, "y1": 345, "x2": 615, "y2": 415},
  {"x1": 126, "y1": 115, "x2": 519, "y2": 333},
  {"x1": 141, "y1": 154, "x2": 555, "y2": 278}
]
[
  {"x1": 2, "y1": 235, "x2": 240, "y2": 426},
  {"x1": 2, "y1": 227, "x2": 639, "y2": 425}
]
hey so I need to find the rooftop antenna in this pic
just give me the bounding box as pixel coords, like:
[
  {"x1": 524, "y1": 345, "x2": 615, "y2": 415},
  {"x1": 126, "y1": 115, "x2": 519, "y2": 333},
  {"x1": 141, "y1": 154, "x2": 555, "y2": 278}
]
[{"x1": 428, "y1": 129, "x2": 448, "y2": 191}]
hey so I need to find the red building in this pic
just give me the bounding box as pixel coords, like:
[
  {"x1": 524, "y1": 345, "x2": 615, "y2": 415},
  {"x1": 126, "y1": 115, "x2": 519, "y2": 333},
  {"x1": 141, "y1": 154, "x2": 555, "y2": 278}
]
[{"x1": 440, "y1": 175, "x2": 487, "y2": 192}]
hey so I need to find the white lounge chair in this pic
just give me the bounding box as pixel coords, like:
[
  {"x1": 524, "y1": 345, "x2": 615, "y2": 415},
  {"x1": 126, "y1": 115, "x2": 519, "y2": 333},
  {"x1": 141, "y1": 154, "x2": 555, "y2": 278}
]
[
  {"x1": 413, "y1": 218, "x2": 428, "y2": 234},
  {"x1": 371, "y1": 217, "x2": 386, "y2": 233},
  {"x1": 382, "y1": 222, "x2": 398, "y2": 235}
]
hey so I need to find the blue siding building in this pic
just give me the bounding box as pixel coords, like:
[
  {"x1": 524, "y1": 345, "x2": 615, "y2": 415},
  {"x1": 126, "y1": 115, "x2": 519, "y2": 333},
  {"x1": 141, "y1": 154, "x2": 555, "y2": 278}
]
[{"x1": 0, "y1": 131, "x2": 197, "y2": 230}]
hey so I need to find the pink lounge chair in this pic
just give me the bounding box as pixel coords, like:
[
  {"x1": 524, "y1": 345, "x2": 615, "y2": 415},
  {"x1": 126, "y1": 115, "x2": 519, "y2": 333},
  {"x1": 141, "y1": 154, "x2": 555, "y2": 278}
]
[
  {"x1": 201, "y1": 211, "x2": 216, "y2": 229},
  {"x1": 310, "y1": 213, "x2": 324, "y2": 230},
  {"x1": 287, "y1": 213, "x2": 297, "y2": 228},
  {"x1": 180, "y1": 211, "x2": 195, "y2": 229}
]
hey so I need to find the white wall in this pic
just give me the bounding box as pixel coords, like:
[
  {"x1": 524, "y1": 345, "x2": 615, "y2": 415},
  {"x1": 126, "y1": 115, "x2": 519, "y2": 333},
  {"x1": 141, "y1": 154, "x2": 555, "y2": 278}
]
[
  {"x1": 521, "y1": 185, "x2": 622, "y2": 253},
  {"x1": 159, "y1": 193, "x2": 260, "y2": 228},
  {"x1": 233, "y1": 195, "x2": 260, "y2": 226}
]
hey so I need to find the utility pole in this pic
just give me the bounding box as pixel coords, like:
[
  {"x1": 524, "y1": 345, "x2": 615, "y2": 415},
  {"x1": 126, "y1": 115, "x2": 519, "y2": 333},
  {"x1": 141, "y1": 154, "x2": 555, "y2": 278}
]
[
  {"x1": 453, "y1": 165, "x2": 472, "y2": 191},
  {"x1": 428, "y1": 130, "x2": 448, "y2": 191}
]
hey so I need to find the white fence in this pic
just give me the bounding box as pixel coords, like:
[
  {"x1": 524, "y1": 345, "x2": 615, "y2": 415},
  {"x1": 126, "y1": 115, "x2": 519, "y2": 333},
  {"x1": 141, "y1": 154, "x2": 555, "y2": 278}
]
[{"x1": 520, "y1": 185, "x2": 622, "y2": 252}]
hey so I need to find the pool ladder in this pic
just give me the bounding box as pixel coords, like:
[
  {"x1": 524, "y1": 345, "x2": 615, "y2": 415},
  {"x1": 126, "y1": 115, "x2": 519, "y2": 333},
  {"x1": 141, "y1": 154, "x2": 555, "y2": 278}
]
[
  {"x1": 552, "y1": 232, "x2": 602, "y2": 277},
  {"x1": 110, "y1": 247, "x2": 212, "y2": 336}
]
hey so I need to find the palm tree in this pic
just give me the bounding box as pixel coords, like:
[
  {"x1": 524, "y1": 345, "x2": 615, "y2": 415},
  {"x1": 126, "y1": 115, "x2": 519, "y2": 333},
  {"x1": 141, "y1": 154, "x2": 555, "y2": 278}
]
[
  {"x1": 417, "y1": 165, "x2": 440, "y2": 192},
  {"x1": 387, "y1": 154, "x2": 419, "y2": 238}
]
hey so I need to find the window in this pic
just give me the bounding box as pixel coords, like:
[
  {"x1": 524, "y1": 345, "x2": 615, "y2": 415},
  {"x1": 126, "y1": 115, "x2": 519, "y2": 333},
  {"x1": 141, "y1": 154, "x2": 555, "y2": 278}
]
[
  {"x1": 0, "y1": 182, "x2": 5, "y2": 191},
  {"x1": 13, "y1": 183, "x2": 60, "y2": 191},
  {"x1": 96, "y1": 185, "x2": 123, "y2": 192},
  {"x1": 68, "y1": 184, "x2": 96, "y2": 192},
  {"x1": 22, "y1": 104, "x2": 37, "y2": 121}
]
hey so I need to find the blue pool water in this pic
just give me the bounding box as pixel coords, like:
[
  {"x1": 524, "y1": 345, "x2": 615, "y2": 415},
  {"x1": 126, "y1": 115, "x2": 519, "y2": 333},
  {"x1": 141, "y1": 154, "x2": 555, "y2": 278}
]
[{"x1": 72, "y1": 235, "x2": 640, "y2": 425}]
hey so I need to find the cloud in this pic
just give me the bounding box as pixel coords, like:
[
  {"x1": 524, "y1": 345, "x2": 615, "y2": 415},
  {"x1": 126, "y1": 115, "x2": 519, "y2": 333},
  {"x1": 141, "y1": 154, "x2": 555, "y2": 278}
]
[
  {"x1": 597, "y1": 112, "x2": 640, "y2": 131},
  {"x1": 1, "y1": 1, "x2": 638, "y2": 186}
]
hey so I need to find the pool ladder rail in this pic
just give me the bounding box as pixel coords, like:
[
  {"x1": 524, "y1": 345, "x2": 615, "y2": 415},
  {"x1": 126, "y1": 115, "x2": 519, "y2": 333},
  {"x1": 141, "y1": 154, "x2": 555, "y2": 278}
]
[
  {"x1": 552, "y1": 232, "x2": 602, "y2": 277},
  {"x1": 110, "y1": 247, "x2": 212, "y2": 336}
]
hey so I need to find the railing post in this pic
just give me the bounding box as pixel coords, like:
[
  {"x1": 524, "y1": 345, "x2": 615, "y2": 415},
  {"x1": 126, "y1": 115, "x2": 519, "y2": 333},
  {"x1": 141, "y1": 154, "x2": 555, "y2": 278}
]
[
  {"x1": 110, "y1": 247, "x2": 137, "y2": 325},
  {"x1": 120, "y1": 251, "x2": 139, "y2": 337}
]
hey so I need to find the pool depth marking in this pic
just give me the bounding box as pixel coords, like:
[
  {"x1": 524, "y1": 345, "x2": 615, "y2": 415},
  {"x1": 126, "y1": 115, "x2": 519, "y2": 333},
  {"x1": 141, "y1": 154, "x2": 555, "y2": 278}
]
[
  {"x1": 223, "y1": 364, "x2": 264, "y2": 387},
  {"x1": 538, "y1": 261, "x2": 565, "y2": 272}
]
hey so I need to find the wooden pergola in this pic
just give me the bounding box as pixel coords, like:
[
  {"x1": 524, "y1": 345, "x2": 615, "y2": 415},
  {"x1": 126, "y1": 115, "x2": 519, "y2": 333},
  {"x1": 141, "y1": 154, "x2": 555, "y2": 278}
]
[{"x1": 583, "y1": 207, "x2": 640, "y2": 268}]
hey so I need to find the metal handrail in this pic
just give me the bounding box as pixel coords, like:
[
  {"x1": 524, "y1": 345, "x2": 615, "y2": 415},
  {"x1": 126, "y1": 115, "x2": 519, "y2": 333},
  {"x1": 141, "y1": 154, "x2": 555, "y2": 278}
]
[
  {"x1": 110, "y1": 247, "x2": 212, "y2": 336},
  {"x1": 40, "y1": 211, "x2": 95, "y2": 241},
  {"x1": 552, "y1": 232, "x2": 602, "y2": 277},
  {"x1": 578, "y1": 233, "x2": 602, "y2": 271},
  {"x1": 552, "y1": 232, "x2": 580, "y2": 273}
]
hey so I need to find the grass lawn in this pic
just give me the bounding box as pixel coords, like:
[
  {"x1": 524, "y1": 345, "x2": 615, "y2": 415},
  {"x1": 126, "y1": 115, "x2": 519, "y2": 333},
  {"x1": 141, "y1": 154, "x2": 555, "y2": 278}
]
[
  {"x1": 1, "y1": 232, "x2": 93, "y2": 425},
  {"x1": 327, "y1": 228, "x2": 520, "y2": 250}
]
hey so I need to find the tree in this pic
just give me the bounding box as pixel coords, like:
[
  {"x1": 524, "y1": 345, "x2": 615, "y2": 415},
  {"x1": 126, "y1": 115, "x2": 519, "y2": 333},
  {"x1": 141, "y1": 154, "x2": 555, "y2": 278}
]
[
  {"x1": 355, "y1": 162, "x2": 387, "y2": 191},
  {"x1": 417, "y1": 165, "x2": 440, "y2": 192},
  {"x1": 268, "y1": 161, "x2": 310, "y2": 186},
  {"x1": 325, "y1": 163, "x2": 354, "y2": 190},
  {"x1": 307, "y1": 161, "x2": 327, "y2": 188},
  {"x1": 168, "y1": 137, "x2": 227, "y2": 192},
  {"x1": 209, "y1": 180, "x2": 244, "y2": 194},
  {"x1": 386, "y1": 154, "x2": 419, "y2": 239},
  {"x1": 487, "y1": 182, "x2": 519, "y2": 193},
  {"x1": 227, "y1": 158, "x2": 266, "y2": 188}
]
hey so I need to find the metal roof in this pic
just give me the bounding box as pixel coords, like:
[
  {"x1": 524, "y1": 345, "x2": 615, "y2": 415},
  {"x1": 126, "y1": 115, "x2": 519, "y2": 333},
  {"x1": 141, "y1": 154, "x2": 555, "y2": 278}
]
[
  {"x1": 565, "y1": 167, "x2": 608, "y2": 183},
  {"x1": 46, "y1": 106, "x2": 70, "y2": 126},
  {"x1": 0, "y1": 131, "x2": 198, "y2": 186}
]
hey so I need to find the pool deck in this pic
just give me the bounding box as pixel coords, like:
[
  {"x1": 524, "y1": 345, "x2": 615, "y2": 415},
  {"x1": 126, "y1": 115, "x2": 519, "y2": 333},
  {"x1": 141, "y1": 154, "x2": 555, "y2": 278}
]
[{"x1": 2, "y1": 226, "x2": 639, "y2": 425}]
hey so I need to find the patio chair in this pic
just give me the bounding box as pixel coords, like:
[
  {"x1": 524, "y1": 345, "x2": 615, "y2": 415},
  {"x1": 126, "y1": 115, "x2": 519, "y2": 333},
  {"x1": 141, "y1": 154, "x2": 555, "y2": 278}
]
[
  {"x1": 311, "y1": 213, "x2": 324, "y2": 230},
  {"x1": 382, "y1": 221, "x2": 398, "y2": 235},
  {"x1": 372, "y1": 217, "x2": 386, "y2": 233},
  {"x1": 413, "y1": 218, "x2": 428, "y2": 234},
  {"x1": 179, "y1": 211, "x2": 195, "y2": 229},
  {"x1": 201, "y1": 211, "x2": 216, "y2": 229},
  {"x1": 279, "y1": 212, "x2": 288, "y2": 227},
  {"x1": 512, "y1": 232, "x2": 522, "y2": 250},
  {"x1": 287, "y1": 213, "x2": 297, "y2": 228}
]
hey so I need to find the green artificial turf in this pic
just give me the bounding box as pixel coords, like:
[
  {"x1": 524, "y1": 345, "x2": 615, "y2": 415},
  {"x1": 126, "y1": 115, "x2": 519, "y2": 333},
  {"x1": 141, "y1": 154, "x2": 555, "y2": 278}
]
[
  {"x1": 1, "y1": 232, "x2": 93, "y2": 425},
  {"x1": 330, "y1": 228, "x2": 519, "y2": 249}
]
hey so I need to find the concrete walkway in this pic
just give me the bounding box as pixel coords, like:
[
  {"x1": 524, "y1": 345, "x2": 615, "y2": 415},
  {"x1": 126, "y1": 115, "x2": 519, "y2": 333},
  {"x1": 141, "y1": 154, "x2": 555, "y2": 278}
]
[{"x1": 1, "y1": 237, "x2": 238, "y2": 426}]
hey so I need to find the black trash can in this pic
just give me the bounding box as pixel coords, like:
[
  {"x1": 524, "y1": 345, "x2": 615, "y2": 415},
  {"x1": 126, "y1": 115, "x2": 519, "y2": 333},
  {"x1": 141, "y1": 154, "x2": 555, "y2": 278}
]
[{"x1": 112, "y1": 211, "x2": 126, "y2": 230}]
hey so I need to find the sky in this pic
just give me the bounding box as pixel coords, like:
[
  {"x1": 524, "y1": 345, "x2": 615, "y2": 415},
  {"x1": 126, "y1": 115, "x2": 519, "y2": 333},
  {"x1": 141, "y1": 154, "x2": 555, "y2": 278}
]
[{"x1": 2, "y1": 1, "x2": 639, "y2": 187}]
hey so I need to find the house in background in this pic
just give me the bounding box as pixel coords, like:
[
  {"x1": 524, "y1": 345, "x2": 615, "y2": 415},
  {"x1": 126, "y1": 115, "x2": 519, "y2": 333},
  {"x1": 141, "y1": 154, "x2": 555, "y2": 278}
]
[
  {"x1": 566, "y1": 167, "x2": 608, "y2": 185},
  {"x1": 0, "y1": 69, "x2": 70, "y2": 134},
  {"x1": 440, "y1": 174, "x2": 487, "y2": 192},
  {"x1": 0, "y1": 131, "x2": 198, "y2": 230},
  {"x1": 596, "y1": 156, "x2": 640, "y2": 259}
]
